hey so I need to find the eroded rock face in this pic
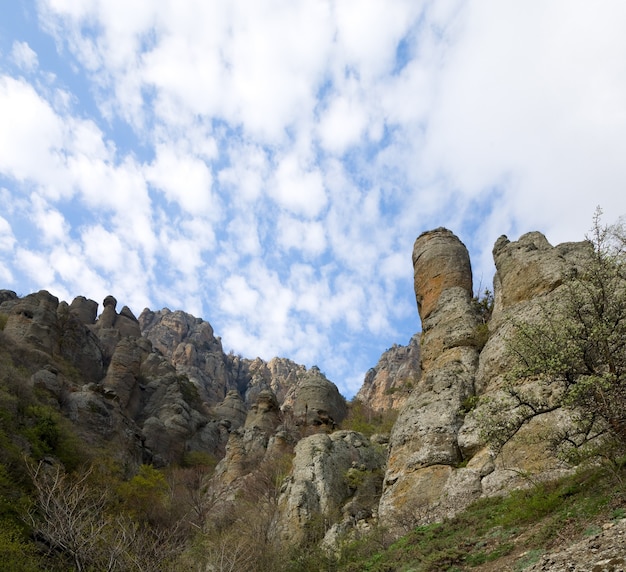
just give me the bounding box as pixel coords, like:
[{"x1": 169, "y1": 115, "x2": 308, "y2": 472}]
[
  {"x1": 139, "y1": 308, "x2": 231, "y2": 405},
  {"x1": 3, "y1": 290, "x2": 60, "y2": 354},
  {"x1": 101, "y1": 337, "x2": 151, "y2": 415},
  {"x1": 91, "y1": 295, "x2": 141, "y2": 363},
  {"x1": 378, "y1": 229, "x2": 593, "y2": 533},
  {"x1": 275, "y1": 430, "x2": 386, "y2": 545},
  {"x1": 243, "y1": 357, "x2": 305, "y2": 405},
  {"x1": 379, "y1": 228, "x2": 480, "y2": 530},
  {"x1": 282, "y1": 366, "x2": 347, "y2": 428},
  {"x1": 413, "y1": 228, "x2": 474, "y2": 324},
  {"x1": 69, "y1": 295, "x2": 98, "y2": 325},
  {"x1": 457, "y1": 233, "x2": 591, "y2": 493},
  {"x1": 356, "y1": 335, "x2": 421, "y2": 413}
]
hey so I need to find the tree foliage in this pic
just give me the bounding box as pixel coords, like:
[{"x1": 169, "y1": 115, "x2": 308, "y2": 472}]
[{"x1": 482, "y1": 208, "x2": 626, "y2": 465}]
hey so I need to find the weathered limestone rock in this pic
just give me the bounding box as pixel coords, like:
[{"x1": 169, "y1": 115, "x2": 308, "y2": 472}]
[
  {"x1": 139, "y1": 308, "x2": 231, "y2": 405},
  {"x1": 65, "y1": 386, "x2": 146, "y2": 467},
  {"x1": 116, "y1": 306, "x2": 141, "y2": 338},
  {"x1": 138, "y1": 351, "x2": 225, "y2": 464},
  {"x1": 356, "y1": 335, "x2": 421, "y2": 413},
  {"x1": 413, "y1": 228, "x2": 473, "y2": 324},
  {"x1": 281, "y1": 366, "x2": 347, "y2": 427},
  {"x1": 0, "y1": 289, "x2": 18, "y2": 306},
  {"x1": 3, "y1": 290, "x2": 60, "y2": 354},
  {"x1": 91, "y1": 295, "x2": 141, "y2": 363},
  {"x1": 56, "y1": 302, "x2": 105, "y2": 382},
  {"x1": 458, "y1": 232, "x2": 591, "y2": 493},
  {"x1": 212, "y1": 390, "x2": 247, "y2": 431},
  {"x1": 243, "y1": 357, "x2": 305, "y2": 405},
  {"x1": 244, "y1": 389, "x2": 281, "y2": 433},
  {"x1": 275, "y1": 430, "x2": 386, "y2": 545},
  {"x1": 101, "y1": 337, "x2": 151, "y2": 416},
  {"x1": 69, "y1": 296, "x2": 98, "y2": 325},
  {"x1": 380, "y1": 229, "x2": 480, "y2": 530}
]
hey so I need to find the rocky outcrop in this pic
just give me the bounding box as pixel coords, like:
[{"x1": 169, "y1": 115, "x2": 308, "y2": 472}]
[
  {"x1": 275, "y1": 430, "x2": 386, "y2": 545},
  {"x1": 457, "y1": 232, "x2": 591, "y2": 494},
  {"x1": 379, "y1": 229, "x2": 592, "y2": 533},
  {"x1": 92, "y1": 295, "x2": 141, "y2": 362},
  {"x1": 212, "y1": 390, "x2": 248, "y2": 431},
  {"x1": 139, "y1": 308, "x2": 231, "y2": 405},
  {"x1": 356, "y1": 335, "x2": 421, "y2": 413},
  {"x1": 2, "y1": 290, "x2": 60, "y2": 354},
  {"x1": 379, "y1": 228, "x2": 481, "y2": 529},
  {"x1": 101, "y1": 337, "x2": 151, "y2": 414},
  {"x1": 243, "y1": 357, "x2": 305, "y2": 405},
  {"x1": 69, "y1": 295, "x2": 98, "y2": 325},
  {"x1": 281, "y1": 366, "x2": 347, "y2": 428},
  {"x1": 1, "y1": 291, "x2": 104, "y2": 382}
]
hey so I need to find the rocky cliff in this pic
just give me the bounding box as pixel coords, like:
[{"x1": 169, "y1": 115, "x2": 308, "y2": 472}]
[
  {"x1": 378, "y1": 228, "x2": 591, "y2": 533},
  {"x1": 0, "y1": 225, "x2": 597, "y2": 556},
  {"x1": 0, "y1": 290, "x2": 347, "y2": 474}
]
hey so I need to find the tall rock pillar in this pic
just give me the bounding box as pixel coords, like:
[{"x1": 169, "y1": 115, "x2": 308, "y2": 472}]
[{"x1": 379, "y1": 228, "x2": 481, "y2": 529}]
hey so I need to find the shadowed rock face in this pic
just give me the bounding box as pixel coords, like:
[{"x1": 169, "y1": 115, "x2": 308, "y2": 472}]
[{"x1": 2, "y1": 290, "x2": 60, "y2": 354}]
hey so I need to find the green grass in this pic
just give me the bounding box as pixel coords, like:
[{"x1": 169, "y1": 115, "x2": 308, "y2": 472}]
[{"x1": 328, "y1": 465, "x2": 625, "y2": 572}]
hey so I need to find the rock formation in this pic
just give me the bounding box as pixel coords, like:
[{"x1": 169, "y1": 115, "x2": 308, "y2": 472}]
[
  {"x1": 281, "y1": 366, "x2": 348, "y2": 428},
  {"x1": 380, "y1": 228, "x2": 592, "y2": 532},
  {"x1": 379, "y1": 228, "x2": 481, "y2": 529},
  {"x1": 275, "y1": 430, "x2": 386, "y2": 545},
  {"x1": 356, "y1": 335, "x2": 420, "y2": 413},
  {"x1": 0, "y1": 225, "x2": 600, "y2": 556}
]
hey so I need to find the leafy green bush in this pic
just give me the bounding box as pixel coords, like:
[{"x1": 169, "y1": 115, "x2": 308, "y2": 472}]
[
  {"x1": 481, "y1": 209, "x2": 626, "y2": 467},
  {"x1": 340, "y1": 400, "x2": 397, "y2": 437}
]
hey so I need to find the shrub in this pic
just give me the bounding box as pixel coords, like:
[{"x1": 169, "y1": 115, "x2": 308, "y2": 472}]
[{"x1": 481, "y1": 208, "x2": 626, "y2": 467}]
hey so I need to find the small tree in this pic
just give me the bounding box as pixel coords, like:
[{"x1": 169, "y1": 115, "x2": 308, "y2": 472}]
[{"x1": 481, "y1": 208, "x2": 626, "y2": 467}]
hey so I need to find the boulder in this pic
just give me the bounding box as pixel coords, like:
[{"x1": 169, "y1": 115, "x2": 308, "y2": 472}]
[
  {"x1": 275, "y1": 430, "x2": 385, "y2": 545},
  {"x1": 282, "y1": 366, "x2": 347, "y2": 427}
]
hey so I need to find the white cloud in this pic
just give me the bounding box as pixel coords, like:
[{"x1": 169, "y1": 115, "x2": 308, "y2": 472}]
[
  {"x1": 10, "y1": 41, "x2": 39, "y2": 71},
  {"x1": 318, "y1": 90, "x2": 369, "y2": 154},
  {"x1": 0, "y1": 217, "x2": 16, "y2": 252},
  {"x1": 220, "y1": 275, "x2": 260, "y2": 317},
  {"x1": 146, "y1": 144, "x2": 216, "y2": 215},
  {"x1": 270, "y1": 154, "x2": 327, "y2": 217},
  {"x1": 0, "y1": 76, "x2": 65, "y2": 187},
  {"x1": 277, "y1": 215, "x2": 326, "y2": 257},
  {"x1": 16, "y1": 248, "x2": 56, "y2": 285},
  {"x1": 2, "y1": 1, "x2": 626, "y2": 399},
  {"x1": 82, "y1": 225, "x2": 126, "y2": 273}
]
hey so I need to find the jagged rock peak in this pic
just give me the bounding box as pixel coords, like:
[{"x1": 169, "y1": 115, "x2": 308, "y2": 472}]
[{"x1": 356, "y1": 334, "x2": 421, "y2": 413}]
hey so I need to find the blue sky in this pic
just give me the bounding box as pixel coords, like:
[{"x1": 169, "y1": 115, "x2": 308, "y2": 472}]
[{"x1": 1, "y1": 1, "x2": 625, "y2": 398}]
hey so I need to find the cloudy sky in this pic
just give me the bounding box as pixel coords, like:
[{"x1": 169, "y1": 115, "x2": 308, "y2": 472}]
[{"x1": 1, "y1": 1, "x2": 625, "y2": 397}]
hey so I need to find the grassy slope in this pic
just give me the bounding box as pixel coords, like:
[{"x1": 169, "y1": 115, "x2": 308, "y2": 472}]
[{"x1": 334, "y1": 465, "x2": 625, "y2": 572}]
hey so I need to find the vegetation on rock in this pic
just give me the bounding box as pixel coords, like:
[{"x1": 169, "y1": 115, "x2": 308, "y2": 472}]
[{"x1": 481, "y1": 209, "x2": 626, "y2": 468}]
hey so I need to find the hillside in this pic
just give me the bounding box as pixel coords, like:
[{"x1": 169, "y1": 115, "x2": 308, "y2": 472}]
[{"x1": 0, "y1": 223, "x2": 624, "y2": 571}]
